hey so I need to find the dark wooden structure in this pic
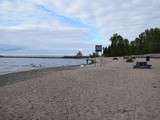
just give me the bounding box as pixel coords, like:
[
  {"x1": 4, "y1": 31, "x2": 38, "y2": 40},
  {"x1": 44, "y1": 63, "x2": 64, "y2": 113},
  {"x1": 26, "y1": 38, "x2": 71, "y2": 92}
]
[{"x1": 133, "y1": 62, "x2": 152, "y2": 69}]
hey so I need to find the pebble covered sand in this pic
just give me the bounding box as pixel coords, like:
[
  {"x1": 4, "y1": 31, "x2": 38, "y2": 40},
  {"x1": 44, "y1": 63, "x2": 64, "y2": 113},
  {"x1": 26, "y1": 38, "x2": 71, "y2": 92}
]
[{"x1": 0, "y1": 58, "x2": 159, "y2": 120}]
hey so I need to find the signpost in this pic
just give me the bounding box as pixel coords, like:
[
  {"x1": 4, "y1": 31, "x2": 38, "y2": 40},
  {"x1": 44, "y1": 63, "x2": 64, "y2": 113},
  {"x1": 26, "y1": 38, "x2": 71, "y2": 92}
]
[
  {"x1": 95, "y1": 45, "x2": 103, "y2": 67},
  {"x1": 95, "y1": 45, "x2": 102, "y2": 52}
]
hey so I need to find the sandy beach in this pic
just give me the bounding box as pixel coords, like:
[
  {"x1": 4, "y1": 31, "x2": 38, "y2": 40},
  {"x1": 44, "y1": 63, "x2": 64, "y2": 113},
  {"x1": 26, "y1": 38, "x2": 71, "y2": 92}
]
[{"x1": 0, "y1": 58, "x2": 159, "y2": 120}]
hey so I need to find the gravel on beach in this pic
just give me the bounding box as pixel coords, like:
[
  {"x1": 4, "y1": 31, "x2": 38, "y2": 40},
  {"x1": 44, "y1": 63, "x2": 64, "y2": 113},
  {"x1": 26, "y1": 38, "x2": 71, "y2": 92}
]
[{"x1": 0, "y1": 58, "x2": 159, "y2": 120}]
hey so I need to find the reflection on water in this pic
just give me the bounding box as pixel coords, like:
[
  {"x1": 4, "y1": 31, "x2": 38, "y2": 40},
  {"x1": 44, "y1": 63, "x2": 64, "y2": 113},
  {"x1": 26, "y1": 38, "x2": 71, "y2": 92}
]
[{"x1": 0, "y1": 58, "x2": 86, "y2": 75}]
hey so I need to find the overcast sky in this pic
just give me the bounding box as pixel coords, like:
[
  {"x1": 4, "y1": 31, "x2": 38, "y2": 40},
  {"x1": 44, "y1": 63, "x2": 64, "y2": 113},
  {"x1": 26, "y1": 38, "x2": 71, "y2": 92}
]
[{"x1": 0, "y1": 0, "x2": 160, "y2": 55}]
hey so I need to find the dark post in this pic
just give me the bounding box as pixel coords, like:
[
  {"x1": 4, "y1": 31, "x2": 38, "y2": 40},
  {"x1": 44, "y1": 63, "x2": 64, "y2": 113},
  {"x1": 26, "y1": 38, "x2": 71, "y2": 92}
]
[{"x1": 146, "y1": 56, "x2": 150, "y2": 61}]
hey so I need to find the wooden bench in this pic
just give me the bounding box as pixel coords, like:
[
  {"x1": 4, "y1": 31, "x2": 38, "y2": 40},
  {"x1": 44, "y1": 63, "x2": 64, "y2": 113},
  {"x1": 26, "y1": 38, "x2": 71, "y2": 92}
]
[{"x1": 133, "y1": 62, "x2": 152, "y2": 69}]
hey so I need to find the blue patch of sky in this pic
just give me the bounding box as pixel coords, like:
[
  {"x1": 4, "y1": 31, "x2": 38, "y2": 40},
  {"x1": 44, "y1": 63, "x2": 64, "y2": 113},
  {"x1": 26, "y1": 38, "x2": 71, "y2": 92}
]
[
  {"x1": 0, "y1": 0, "x2": 106, "y2": 53},
  {"x1": 0, "y1": 0, "x2": 102, "y2": 39},
  {"x1": 36, "y1": 4, "x2": 103, "y2": 41},
  {"x1": 37, "y1": 4, "x2": 90, "y2": 28}
]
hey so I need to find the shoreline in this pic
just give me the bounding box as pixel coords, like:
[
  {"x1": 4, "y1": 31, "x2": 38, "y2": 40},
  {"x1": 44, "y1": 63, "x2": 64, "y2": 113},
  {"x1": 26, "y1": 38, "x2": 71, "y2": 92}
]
[{"x1": 0, "y1": 64, "x2": 86, "y2": 87}]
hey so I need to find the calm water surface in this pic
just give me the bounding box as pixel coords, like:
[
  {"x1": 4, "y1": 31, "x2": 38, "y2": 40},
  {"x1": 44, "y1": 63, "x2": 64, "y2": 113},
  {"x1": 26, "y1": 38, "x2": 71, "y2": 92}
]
[{"x1": 0, "y1": 58, "x2": 86, "y2": 75}]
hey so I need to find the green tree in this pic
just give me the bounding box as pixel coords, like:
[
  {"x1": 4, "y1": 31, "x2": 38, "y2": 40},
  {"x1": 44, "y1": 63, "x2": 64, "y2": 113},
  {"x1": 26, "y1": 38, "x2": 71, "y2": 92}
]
[
  {"x1": 103, "y1": 27, "x2": 160, "y2": 57},
  {"x1": 103, "y1": 33, "x2": 130, "y2": 56}
]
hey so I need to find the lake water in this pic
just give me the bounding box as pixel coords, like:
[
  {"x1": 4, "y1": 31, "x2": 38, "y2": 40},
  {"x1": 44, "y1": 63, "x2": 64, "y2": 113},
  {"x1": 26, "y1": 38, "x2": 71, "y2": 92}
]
[{"x1": 0, "y1": 58, "x2": 86, "y2": 75}]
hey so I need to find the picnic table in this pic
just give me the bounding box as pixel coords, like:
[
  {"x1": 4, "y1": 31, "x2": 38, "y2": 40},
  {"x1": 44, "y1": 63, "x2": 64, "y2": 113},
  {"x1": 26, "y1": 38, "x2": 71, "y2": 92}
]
[{"x1": 133, "y1": 61, "x2": 152, "y2": 69}]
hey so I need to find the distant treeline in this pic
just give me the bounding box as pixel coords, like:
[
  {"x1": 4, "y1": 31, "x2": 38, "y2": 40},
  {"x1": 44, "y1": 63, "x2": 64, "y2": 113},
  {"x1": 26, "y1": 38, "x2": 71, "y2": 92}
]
[{"x1": 103, "y1": 28, "x2": 160, "y2": 57}]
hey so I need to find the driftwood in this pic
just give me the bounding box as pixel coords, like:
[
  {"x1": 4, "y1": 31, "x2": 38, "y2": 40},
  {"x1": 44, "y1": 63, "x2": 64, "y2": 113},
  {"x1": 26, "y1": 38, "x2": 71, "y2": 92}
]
[{"x1": 113, "y1": 58, "x2": 119, "y2": 60}]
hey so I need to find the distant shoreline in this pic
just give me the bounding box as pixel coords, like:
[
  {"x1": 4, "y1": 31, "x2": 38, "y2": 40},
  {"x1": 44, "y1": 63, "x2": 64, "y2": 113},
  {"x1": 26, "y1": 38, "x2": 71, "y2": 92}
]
[{"x1": 0, "y1": 55, "x2": 89, "y2": 59}]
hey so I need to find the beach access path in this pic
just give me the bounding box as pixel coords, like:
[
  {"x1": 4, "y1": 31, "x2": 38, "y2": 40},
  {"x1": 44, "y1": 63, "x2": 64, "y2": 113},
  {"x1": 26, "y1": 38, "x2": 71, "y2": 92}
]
[{"x1": 0, "y1": 58, "x2": 159, "y2": 120}]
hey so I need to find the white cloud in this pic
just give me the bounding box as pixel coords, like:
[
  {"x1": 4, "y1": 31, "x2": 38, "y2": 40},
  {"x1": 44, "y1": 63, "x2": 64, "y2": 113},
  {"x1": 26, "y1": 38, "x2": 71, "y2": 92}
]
[
  {"x1": 0, "y1": 0, "x2": 160, "y2": 55},
  {"x1": 1, "y1": 0, "x2": 160, "y2": 40},
  {"x1": 0, "y1": 1, "x2": 35, "y2": 12},
  {"x1": 38, "y1": 0, "x2": 160, "y2": 40},
  {"x1": 0, "y1": 28, "x2": 95, "y2": 55}
]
